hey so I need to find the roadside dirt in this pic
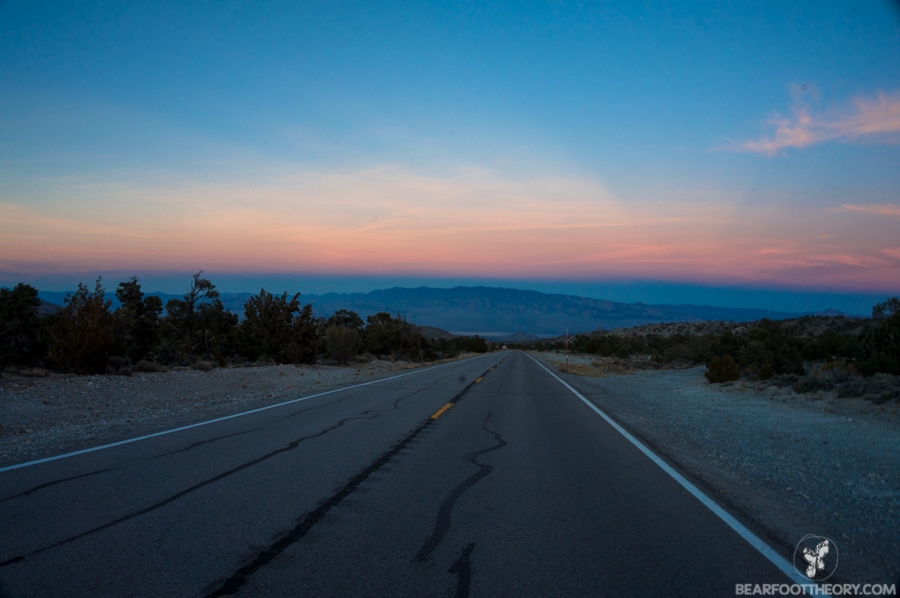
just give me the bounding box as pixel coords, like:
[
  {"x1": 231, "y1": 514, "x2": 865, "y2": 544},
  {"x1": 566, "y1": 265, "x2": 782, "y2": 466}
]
[{"x1": 0, "y1": 358, "x2": 463, "y2": 469}]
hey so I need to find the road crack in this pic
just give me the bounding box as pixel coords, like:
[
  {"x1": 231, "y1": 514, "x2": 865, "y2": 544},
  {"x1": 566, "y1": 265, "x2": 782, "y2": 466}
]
[
  {"x1": 448, "y1": 542, "x2": 476, "y2": 598},
  {"x1": 0, "y1": 468, "x2": 112, "y2": 503},
  {"x1": 202, "y1": 418, "x2": 433, "y2": 598},
  {"x1": 414, "y1": 411, "x2": 507, "y2": 564},
  {"x1": 201, "y1": 363, "x2": 500, "y2": 597},
  {"x1": 0, "y1": 414, "x2": 379, "y2": 569},
  {"x1": 153, "y1": 427, "x2": 264, "y2": 458}
]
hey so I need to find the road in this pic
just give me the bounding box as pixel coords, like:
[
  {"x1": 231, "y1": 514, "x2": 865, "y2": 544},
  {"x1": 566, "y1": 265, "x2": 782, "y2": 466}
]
[{"x1": 0, "y1": 351, "x2": 801, "y2": 597}]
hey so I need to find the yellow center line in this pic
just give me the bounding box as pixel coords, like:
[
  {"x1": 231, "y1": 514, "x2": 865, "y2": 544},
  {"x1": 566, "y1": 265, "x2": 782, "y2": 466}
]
[
  {"x1": 430, "y1": 370, "x2": 490, "y2": 420},
  {"x1": 430, "y1": 403, "x2": 453, "y2": 419}
]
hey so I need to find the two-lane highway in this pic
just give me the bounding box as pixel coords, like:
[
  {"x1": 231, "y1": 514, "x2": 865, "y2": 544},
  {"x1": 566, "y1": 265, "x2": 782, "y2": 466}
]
[{"x1": 1, "y1": 352, "x2": 801, "y2": 596}]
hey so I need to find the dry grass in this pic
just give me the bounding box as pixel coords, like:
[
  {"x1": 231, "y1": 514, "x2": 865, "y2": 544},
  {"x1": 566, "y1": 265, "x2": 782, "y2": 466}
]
[
  {"x1": 557, "y1": 362, "x2": 601, "y2": 376},
  {"x1": 17, "y1": 367, "x2": 51, "y2": 378},
  {"x1": 190, "y1": 360, "x2": 215, "y2": 372},
  {"x1": 555, "y1": 357, "x2": 635, "y2": 377},
  {"x1": 2, "y1": 366, "x2": 52, "y2": 377}
]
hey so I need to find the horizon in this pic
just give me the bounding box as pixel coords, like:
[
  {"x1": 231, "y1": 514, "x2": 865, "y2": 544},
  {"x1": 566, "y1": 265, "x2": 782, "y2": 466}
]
[
  {"x1": 7, "y1": 271, "x2": 891, "y2": 316},
  {"x1": 2, "y1": 3, "x2": 899, "y2": 309}
]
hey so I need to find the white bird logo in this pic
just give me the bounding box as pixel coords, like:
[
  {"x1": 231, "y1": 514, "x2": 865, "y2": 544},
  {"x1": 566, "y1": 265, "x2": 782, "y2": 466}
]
[{"x1": 802, "y1": 540, "x2": 830, "y2": 578}]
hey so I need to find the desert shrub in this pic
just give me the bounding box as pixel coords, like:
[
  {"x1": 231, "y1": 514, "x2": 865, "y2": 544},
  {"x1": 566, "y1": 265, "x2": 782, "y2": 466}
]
[
  {"x1": 768, "y1": 374, "x2": 798, "y2": 388},
  {"x1": 774, "y1": 346, "x2": 805, "y2": 376},
  {"x1": 105, "y1": 356, "x2": 133, "y2": 376},
  {"x1": 365, "y1": 312, "x2": 398, "y2": 355},
  {"x1": 595, "y1": 336, "x2": 632, "y2": 359},
  {"x1": 733, "y1": 320, "x2": 805, "y2": 376},
  {"x1": 466, "y1": 335, "x2": 488, "y2": 353},
  {"x1": 802, "y1": 330, "x2": 859, "y2": 361},
  {"x1": 432, "y1": 337, "x2": 463, "y2": 358},
  {"x1": 738, "y1": 340, "x2": 772, "y2": 378},
  {"x1": 352, "y1": 352, "x2": 375, "y2": 364},
  {"x1": 705, "y1": 354, "x2": 740, "y2": 383},
  {"x1": 572, "y1": 334, "x2": 601, "y2": 354},
  {"x1": 819, "y1": 360, "x2": 857, "y2": 383},
  {"x1": 856, "y1": 297, "x2": 900, "y2": 376},
  {"x1": 837, "y1": 374, "x2": 900, "y2": 403},
  {"x1": 45, "y1": 279, "x2": 117, "y2": 374},
  {"x1": 364, "y1": 312, "x2": 424, "y2": 360},
  {"x1": 151, "y1": 339, "x2": 183, "y2": 366},
  {"x1": 325, "y1": 324, "x2": 360, "y2": 365},
  {"x1": 793, "y1": 361, "x2": 859, "y2": 394},
  {"x1": 792, "y1": 377, "x2": 827, "y2": 394},
  {"x1": 663, "y1": 342, "x2": 694, "y2": 363},
  {"x1": 133, "y1": 359, "x2": 166, "y2": 373},
  {"x1": 704, "y1": 331, "x2": 742, "y2": 364}
]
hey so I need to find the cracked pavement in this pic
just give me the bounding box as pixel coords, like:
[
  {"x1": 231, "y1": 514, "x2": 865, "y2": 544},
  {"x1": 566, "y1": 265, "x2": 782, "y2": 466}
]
[{"x1": 1, "y1": 352, "x2": 799, "y2": 597}]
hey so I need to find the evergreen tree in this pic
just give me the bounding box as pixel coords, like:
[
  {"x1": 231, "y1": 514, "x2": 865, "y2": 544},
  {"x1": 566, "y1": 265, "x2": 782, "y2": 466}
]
[
  {"x1": 0, "y1": 283, "x2": 44, "y2": 366},
  {"x1": 286, "y1": 304, "x2": 319, "y2": 364},
  {"x1": 238, "y1": 289, "x2": 301, "y2": 362},
  {"x1": 163, "y1": 271, "x2": 233, "y2": 357},
  {"x1": 114, "y1": 277, "x2": 162, "y2": 362},
  {"x1": 46, "y1": 279, "x2": 116, "y2": 373}
]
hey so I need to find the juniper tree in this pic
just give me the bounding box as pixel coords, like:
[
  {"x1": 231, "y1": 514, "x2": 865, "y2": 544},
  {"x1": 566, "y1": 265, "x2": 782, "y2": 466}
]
[
  {"x1": 46, "y1": 278, "x2": 117, "y2": 374},
  {"x1": 238, "y1": 289, "x2": 301, "y2": 362},
  {"x1": 163, "y1": 270, "x2": 229, "y2": 357},
  {"x1": 0, "y1": 283, "x2": 44, "y2": 366},
  {"x1": 114, "y1": 277, "x2": 162, "y2": 362}
]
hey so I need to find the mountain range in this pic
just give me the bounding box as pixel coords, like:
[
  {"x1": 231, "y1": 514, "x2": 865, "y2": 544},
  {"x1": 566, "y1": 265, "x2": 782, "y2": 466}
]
[
  {"x1": 299, "y1": 286, "x2": 817, "y2": 337},
  {"x1": 36, "y1": 285, "x2": 829, "y2": 338}
]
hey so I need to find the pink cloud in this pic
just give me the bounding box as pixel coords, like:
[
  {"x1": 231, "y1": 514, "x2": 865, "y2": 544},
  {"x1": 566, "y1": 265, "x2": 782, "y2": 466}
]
[
  {"x1": 837, "y1": 203, "x2": 900, "y2": 217},
  {"x1": 735, "y1": 89, "x2": 900, "y2": 155},
  {"x1": 882, "y1": 248, "x2": 900, "y2": 261}
]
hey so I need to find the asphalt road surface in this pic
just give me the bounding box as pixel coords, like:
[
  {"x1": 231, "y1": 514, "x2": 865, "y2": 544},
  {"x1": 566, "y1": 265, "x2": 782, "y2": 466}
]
[{"x1": 1, "y1": 351, "x2": 801, "y2": 597}]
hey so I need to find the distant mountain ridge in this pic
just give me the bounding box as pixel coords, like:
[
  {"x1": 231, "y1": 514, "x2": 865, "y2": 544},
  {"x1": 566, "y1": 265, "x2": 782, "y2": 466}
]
[
  {"x1": 36, "y1": 285, "x2": 832, "y2": 337},
  {"x1": 300, "y1": 286, "x2": 811, "y2": 336}
]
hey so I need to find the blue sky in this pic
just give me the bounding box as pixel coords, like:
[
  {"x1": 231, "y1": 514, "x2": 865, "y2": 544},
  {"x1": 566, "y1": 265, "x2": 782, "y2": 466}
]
[{"x1": 1, "y1": 1, "x2": 899, "y2": 314}]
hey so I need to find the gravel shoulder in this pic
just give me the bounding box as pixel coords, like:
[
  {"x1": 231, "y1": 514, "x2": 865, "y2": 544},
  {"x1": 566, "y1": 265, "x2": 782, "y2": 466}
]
[
  {"x1": 533, "y1": 351, "x2": 899, "y2": 587},
  {"x1": 0, "y1": 357, "x2": 472, "y2": 469}
]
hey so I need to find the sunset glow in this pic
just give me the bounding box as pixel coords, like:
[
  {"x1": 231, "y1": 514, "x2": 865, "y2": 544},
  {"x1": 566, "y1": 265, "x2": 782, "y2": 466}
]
[{"x1": 2, "y1": 2, "x2": 899, "y2": 307}]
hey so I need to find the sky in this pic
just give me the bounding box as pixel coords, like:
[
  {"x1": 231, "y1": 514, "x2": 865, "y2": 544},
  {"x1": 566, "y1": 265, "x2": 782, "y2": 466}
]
[{"x1": 1, "y1": 1, "x2": 899, "y2": 314}]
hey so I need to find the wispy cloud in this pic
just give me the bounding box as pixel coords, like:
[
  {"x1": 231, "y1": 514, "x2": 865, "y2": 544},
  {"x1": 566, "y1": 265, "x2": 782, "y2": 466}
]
[
  {"x1": 835, "y1": 203, "x2": 900, "y2": 217},
  {"x1": 881, "y1": 248, "x2": 900, "y2": 261},
  {"x1": 733, "y1": 88, "x2": 900, "y2": 155}
]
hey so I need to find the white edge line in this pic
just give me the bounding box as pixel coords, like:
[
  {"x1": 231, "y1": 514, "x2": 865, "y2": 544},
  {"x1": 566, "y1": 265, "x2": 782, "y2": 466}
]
[
  {"x1": 0, "y1": 357, "x2": 480, "y2": 474},
  {"x1": 527, "y1": 353, "x2": 827, "y2": 594}
]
